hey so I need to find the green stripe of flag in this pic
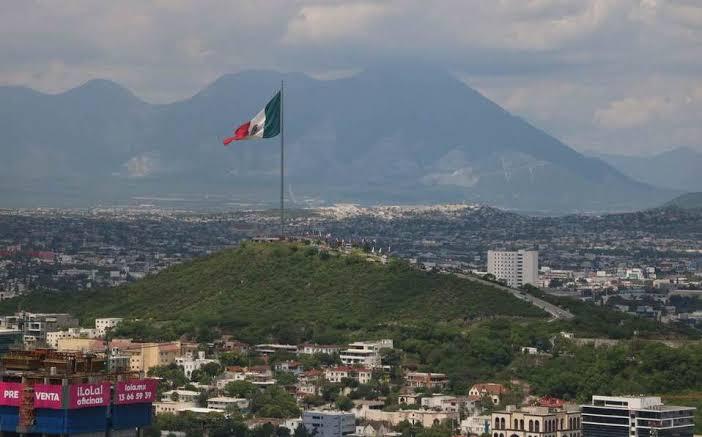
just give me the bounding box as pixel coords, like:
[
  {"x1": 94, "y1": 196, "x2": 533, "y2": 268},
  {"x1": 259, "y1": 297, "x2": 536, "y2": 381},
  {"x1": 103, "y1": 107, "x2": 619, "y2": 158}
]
[{"x1": 263, "y1": 91, "x2": 281, "y2": 139}]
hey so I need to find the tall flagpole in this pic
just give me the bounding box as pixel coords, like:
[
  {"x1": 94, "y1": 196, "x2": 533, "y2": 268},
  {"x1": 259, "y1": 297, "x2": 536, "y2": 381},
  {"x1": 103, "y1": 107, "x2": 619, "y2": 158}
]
[{"x1": 280, "y1": 80, "x2": 285, "y2": 239}]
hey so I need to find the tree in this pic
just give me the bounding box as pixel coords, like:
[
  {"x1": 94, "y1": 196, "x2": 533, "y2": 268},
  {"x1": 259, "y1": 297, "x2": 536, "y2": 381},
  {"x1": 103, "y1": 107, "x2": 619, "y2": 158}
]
[
  {"x1": 549, "y1": 278, "x2": 564, "y2": 288},
  {"x1": 195, "y1": 325, "x2": 218, "y2": 342},
  {"x1": 196, "y1": 389, "x2": 215, "y2": 407},
  {"x1": 275, "y1": 371, "x2": 297, "y2": 386},
  {"x1": 148, "y1": 364, "x2": 188, "y2": 391},
  {"x1": 321, "y1": 382, "x2": 341, "y2": 402},
  {"x1": 396, "y1": 420, "x2": 424, "y2": 437},
  {"x1": 225, "y1": 403, "x2": 243, "y2": 418},
  {"x1": 294, "y1": 423, "x2": 313, "y2": 437},
  {"x1": 201, "y1": 362, "x2": 223, "y2": 377},
  {"x1": 224, "y1": 380, "x2": 259, "y2": 399},
  {"x1": 301, "y1": 395, "x2": 326, "y2": 408},
  {"x1": 335, "y1": 395, "x2": 353, "y2": 411},
  {"x1": 251, "y1": 386, "x2": 301, "y2": 418},
  {"x1": 479, "y1": 394, "x2": 496, "y2": 413},
  {"x1": 272, "y1": 322, "x2": 303, "y2": 345},
  {"x1": 318, "y1": 353, "x2": 341, "y2": 366},
  {"x1": 220, "y1": 352, "x2": 251, "y2": 367},
  {"x1": 380, "y1": 348, "x2": 403, "y2": 367},
  {"x1": 276, "y1": 428, "x2": 291, "y2": 437},
  {"x1": 340, "y1": 377, "x2": 359, "y2": 388},
  {"x1": 349, "y1": 383, "x2": 377, "y2": 400}
]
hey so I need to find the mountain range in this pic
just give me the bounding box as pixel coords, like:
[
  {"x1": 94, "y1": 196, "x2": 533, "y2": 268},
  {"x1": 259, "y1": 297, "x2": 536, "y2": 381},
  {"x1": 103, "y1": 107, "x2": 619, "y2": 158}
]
[
  {"x1": 592, "y1": 147, "x2": 702, "y2": 193},
  {"x1": 0, "y1": 66, "x2": 674, "y2": 212}
]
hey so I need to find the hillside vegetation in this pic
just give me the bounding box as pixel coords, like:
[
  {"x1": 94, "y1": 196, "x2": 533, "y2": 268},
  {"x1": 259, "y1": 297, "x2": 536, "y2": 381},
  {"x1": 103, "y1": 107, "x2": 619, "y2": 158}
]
[
  {"x1": 0, "y1": 242, "x2": 545, "y2": 341},
  {"x1": 4, "y1": 242, "x2": 702, "y2": 401}
]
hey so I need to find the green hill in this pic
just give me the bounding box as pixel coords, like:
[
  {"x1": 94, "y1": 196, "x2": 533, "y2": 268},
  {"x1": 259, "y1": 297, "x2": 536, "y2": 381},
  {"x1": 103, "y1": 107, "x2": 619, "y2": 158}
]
[
  {"x1": 0, "y1": 242, "x2": 546, "y2": 342},
  {"x1": 4, "y1": 242, "x2": 700, "y2": 398},
  {"x1": 664, "y1": 192, "x2": 702, "y2": 209}
]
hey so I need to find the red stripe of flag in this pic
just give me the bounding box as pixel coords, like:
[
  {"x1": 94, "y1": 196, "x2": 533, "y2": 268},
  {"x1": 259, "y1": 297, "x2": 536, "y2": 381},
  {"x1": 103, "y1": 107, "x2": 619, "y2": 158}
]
[{"x1": 223, "y1": 121, "x2": 251, "y2": 145}]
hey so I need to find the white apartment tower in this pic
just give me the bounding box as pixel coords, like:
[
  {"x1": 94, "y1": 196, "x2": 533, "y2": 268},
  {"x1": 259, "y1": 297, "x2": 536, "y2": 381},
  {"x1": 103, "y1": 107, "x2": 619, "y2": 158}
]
[{"x1": 487, "y1": 250, "x2": 538, "y2": 288}]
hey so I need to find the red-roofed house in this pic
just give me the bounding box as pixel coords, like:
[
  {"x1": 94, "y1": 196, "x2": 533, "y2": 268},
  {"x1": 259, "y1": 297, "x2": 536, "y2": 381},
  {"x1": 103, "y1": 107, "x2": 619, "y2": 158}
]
[
  {"x1": 468, "y1": 383, "x2": 508, "y2": 405},
  {"x1": 325, "y1": 366, "x2": 372, "y2": 384},
  {"x1": 537, "y1": 396, "x2": 565, "y2": 408}
]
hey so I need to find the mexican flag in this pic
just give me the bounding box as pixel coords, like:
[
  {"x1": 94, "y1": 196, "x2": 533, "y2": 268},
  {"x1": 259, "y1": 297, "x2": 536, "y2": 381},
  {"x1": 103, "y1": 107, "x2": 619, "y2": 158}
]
[{"x1": 223, "y1": 91, "x2": 281, "y2": 145}]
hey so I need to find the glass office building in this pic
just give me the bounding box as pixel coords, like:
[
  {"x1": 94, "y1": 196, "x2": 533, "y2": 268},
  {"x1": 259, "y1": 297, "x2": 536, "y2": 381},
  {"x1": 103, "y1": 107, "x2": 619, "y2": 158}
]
[{"x1": 581, "y1": 396, "x2": 694, "y2": 437}]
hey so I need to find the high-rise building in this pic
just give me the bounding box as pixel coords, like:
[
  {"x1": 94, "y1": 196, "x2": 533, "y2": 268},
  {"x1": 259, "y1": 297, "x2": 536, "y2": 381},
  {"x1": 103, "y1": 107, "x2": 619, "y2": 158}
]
[
  {"x1": 581, "y1": 396, "x2": 695, "y2": 437},
  {"x1": 487, "y1": 250, "x2": 539, "y2": 288}
]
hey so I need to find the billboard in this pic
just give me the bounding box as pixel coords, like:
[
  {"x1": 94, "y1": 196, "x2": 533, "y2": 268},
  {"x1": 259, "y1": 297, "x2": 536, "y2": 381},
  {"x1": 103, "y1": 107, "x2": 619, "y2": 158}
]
[
  {"x1": 33, "y1": 384, "x2": 63, "y2": 409},
  {"x1": 0, "y1": 382, "x2": 22, "y2": 407},
  {"x1": 69, "y1": 382, "x2": 111, "y2": 409},
  {"x1": 114, "y1": 379, "x2": 157, "y2": 405}
]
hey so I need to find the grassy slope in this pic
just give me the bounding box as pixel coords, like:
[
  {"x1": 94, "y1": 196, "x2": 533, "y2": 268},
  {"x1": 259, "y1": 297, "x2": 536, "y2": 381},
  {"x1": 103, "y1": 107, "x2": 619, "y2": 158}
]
[{"x1": 0, "y1": 242, "x2": 545, "y2": 338}]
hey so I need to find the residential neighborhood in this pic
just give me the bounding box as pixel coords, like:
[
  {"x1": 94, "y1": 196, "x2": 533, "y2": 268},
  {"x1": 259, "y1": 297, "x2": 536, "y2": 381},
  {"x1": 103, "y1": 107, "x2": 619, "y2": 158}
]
[{"x1": 0, "y1": 308, "x2": 695, "y2": 437}]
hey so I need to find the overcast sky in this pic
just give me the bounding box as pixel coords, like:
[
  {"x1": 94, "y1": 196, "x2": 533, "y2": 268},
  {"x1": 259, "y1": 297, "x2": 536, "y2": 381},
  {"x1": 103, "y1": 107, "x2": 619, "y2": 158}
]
[{"x1": 2, "y1": 0, "x2": 701, "y2": 155}]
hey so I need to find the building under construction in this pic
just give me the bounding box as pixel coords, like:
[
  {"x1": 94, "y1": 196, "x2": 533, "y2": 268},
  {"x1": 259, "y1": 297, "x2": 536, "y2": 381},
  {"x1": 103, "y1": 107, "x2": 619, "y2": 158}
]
[{"x1": 0, "y1": 349, "x2": 156, "y2": 436}]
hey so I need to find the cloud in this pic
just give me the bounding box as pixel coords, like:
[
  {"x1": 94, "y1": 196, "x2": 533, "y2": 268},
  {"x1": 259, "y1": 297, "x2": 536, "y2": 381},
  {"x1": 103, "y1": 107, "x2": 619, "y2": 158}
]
[
  {"x1": 1, "y1": 0, "x2": 701, "y2": 154},
  {"x1": 594, "y1": 96, "x2": 675, "y2": 129},
  {"x1": 283, "y1": 2, "x2": 390, "y2": 45}
]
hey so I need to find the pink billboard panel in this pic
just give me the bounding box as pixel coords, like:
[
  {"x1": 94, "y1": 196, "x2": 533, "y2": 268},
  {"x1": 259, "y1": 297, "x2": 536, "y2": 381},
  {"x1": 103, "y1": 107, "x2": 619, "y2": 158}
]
[
  {"x1": 69, "y1": 382, "x2": 111, "y2": 409},
  {"x1": 0, "y1": 382, "x2": 22, "y2": 407},
  {"x1": 115, "y1": 379, "x2": 157, "y2": 405},
  {"x1": 33, "y1": 384, "x2": 63, "y2": 409}
]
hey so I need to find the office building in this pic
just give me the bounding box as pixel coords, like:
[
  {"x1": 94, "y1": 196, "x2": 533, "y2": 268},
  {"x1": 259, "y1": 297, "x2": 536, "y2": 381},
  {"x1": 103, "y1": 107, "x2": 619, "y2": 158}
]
[
  {"x1": 581, "y1": 396, "x2": 695, "y2": 437},
  {"x1": 0, "y1": 329, "x2": 21, "y2": 355},
  {"x1": 487, "y1": 250, "x2": 539, "y2": 288},
  {"x1": 0, "y1": 312, "x2": 79, "y2": 345},
  {"x1": 303, "y1": 411, "x2": 355, "y2": 437}
]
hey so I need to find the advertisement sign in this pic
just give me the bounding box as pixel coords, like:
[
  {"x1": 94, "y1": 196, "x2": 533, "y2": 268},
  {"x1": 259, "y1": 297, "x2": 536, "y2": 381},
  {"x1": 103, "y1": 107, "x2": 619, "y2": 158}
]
[
  {"x1": 33, "y1": 384, "x2": 63, "y2": 409},
  {"x1": 0, "y1": 382, "x2": 22, "y2": 407},
  {"x1": 69, "y1": 382, "x2": 111, "y2": 409},
  {"x1": 115, "y1": 379, "x2": 157, "y2": 405}
]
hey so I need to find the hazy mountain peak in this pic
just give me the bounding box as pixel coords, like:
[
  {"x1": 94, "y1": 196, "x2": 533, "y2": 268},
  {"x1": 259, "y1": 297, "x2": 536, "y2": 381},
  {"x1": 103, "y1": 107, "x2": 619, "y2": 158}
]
[
  {"x1": 595, "y1": 146, "x2": 701, "y2": 193},
  {"x1": 0, "y1": 67, "x2": 675, "y2": 211},
  {"x1": 58, "y1": 78, "x2": 142, "y2": 105}
]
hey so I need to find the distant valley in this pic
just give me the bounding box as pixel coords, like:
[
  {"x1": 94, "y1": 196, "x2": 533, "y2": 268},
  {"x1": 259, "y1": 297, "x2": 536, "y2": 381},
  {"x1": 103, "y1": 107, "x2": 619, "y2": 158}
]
[{"x1": 592, "y1": 147, "x2": 702, "y2": 193}]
